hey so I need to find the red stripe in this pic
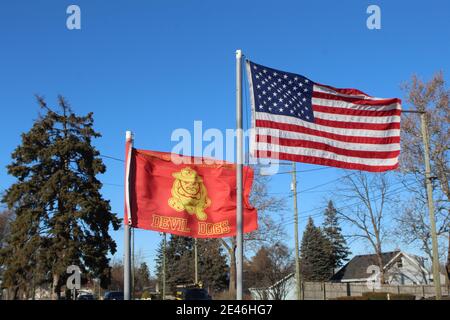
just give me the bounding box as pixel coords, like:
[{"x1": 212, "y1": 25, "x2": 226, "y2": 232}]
[
  {"x1": 313, "y1": 105, "x2": 402, "y2": 117},
  {"x1": 315, "y1": 83, "x2": 371, "y2": 97},
  {"x1": 255, "y1": 120, "x2": 400, "y2": 145},
  {"x1": 255, "y1": 151, "x2": 399, "y2": 173},
  {"x1": 256, "y1": 135, "x2": 400, "y2": 159},
  {"x1": 314, "y1": 118, "x2": 400, "y2": 130},
  {"x1": 313, "y1": 91, "x2": 401, "y2": 106}
]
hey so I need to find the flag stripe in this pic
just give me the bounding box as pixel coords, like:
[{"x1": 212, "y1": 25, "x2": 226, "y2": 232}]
[
  {"x1": 313, "y1": 104, "x2": 402, "y2": 117},
  {"x1": 256, "y1": 129, "x2": 400, "y2": 151},
  {"x1": 255, "y1": 120, "x2": 401, "y2": 145},
  {"x1": 312, "y1": 97, "x2": 401, "y2": 111},
  {"x1": 256, "y1": 113, "x2": 401, "y2": 137},
  {"x1": 256, "y1": 135, "x2": 400, "y2": 159},
  {"x1": 255, "y1": 151, "x2": 399, "y2": 172},
  {"x1": 314, "y1": 111, "x2": 401, "y2": 124},
  {"x1": 255, "y1": 143, "x2": 399, "y2": 166},
  {"x1": 313, "y1": 91, "x2": 401, "y2": 106},
  {"x1": 314, "y1": 117, "x2": 400, "y2": 130}
]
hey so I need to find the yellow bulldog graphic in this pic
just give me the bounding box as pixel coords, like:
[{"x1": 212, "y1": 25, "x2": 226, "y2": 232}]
[{"x1": 168, "y1": 167, "x2": 211, "y2": 221}]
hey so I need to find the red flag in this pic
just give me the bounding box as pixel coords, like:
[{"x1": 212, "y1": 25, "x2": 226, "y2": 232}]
[{"x1": 125, "y1": 149, "x2": 257, "y2": 238}]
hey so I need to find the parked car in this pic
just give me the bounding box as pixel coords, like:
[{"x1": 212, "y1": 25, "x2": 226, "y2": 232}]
[
  {"x1": 77, "y1": 294, "x2": 96, "y2": 300},
  {"x1": 175, "y1": 288, "x2": 212, "y2": 300},
  {"x1": 103, "y1": 291, "x2": 124, "y2": 300}
]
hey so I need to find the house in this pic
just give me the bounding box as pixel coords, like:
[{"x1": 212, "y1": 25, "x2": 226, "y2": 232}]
[
  {"x1": 249, "y1": 250, "x2": 448, "y2": 300},
  {"x1": 330, "y1": 250, "x2": 446, "y2": 285}
]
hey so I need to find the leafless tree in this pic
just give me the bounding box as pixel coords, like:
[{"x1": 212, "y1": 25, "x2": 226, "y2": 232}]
[
  {"x1": 335, "y1": 172, "x2": 397, "y2": 283},
  {"x1": 245, "y1": 242, "x2": 293, "y2": 300},
  {"x1": 219, "y1": 169, "x2": 286, "y2": 296},
  {"x1": 399, "y1": 72, "x2": 449, "y2": 280}
]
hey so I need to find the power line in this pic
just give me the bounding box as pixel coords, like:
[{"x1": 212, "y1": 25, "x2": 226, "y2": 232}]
[{"x1": 99, "y1": 154, "x2": 124, "y2": 162}]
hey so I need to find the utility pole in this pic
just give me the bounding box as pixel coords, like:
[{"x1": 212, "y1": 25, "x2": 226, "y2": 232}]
[
  {"x1": 235, "y1": 49, "x2": 244, "y2": 300},
  {"x1": 420, "y1": 112, "x2": 442, "y2": 300},
  {"x1": 292, "y1": 162, "x2": 301, "y2": 300},
  {"x1": 194, "y1": 238, "x2": 199, "y2": 285},
  {"x1": 162, "y1": 232, "x2": 167, "y2": 300},
  {"x1": 402, "y1": 110, "x2": 442, "y2": 300}
]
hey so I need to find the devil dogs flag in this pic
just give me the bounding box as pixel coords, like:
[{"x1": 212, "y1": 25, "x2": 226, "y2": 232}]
[{"x1": 124, "y1": 149, "x2": 257, "y2": 238}]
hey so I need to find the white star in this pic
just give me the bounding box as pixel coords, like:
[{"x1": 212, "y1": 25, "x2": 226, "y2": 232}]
[
  {"x1": 253, "y1": 65, "x2": 257, "y2": 70},
  {"x1": 263, "y1": 69, "x2": 267, "y2": 73},
  {"x1": 255, "y1": 75, "x2": 259, "y2": 79},
  {"x1": 299, "y1": 83, "x2": 303, "y2": 87},
  {"x1": 297, "y1": 92, "x2": 302, "y2": 96},
  {"x1": 268, "y1": 97, "x2": 272, "y2": 101},
  {"x1": 278, "y1": 78, "x2": 282, "y2": 82},
  {"x1": 257, "y1": 85, "x2": 261, "y2": 89},
  {"x1": 303, "y1": 88, "x2": 308, "y2": 92},
  {"x1": 305, "y1": 79, "x2": 309, "y2": 83},
  {"x1": 294, "y1": 77, "x2": 298, "y2": 81},
  {"x1": 273, "y1": 102, "x2": 278, "y2": 107},
  {"x1": 288, "y1": 80, "x2": 293, "y2": 84},
  {"x1": 285, "y1": 103, "x2": 289, "y2": 107},
  {"x1": 262, "y1": 90, "x2": 266, "y2": 95},
  {"x1": 302, "y1": 98, "x2": 306, "y2": 102},
  {"x1": 283, "y1": 74, "x2": 288, "y2": 79},
  {"x1": 282, "y1": 84, "x2": 287, "y2": 88},
  {"x1": 290, "y1": 110, "x2": 294, "y2": 113},
  {"x1": 267, "y1": 87, "x2": 272, "y2": 91},
  {"x1": 273, "y1": 72, "x2": 278, "y2": 76},
  {"x1": 293, "y1": 86, "x2": 298, "y2": 91},
  {"x1": 279, "y1": 98, "x2": 283, "y2": 102},
  {"x1": 279, "y1": 108, "x2": 283, "y2": 112},
  {"x1": 259, "y1": 105, "x2": 263, "y2": 109},
  {"x1": 273, "y1": 92, "x2": 277, "y2": 97}
]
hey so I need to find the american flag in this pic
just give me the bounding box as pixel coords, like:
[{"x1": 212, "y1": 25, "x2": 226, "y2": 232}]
[{"x1": 246, "y1": 60, "x2": 402, "y2": 172}]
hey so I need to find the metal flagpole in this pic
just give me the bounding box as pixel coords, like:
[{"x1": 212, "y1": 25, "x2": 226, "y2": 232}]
[
  {"x1": 194, "y1": 238, "x2": 199, "y2": 285},
  {"x1": 419, "y1": 112, "x2": 442, "y2": 300},
  {"x1": 124, "y1": 130, "x2": 133, "y2": 300},
  {"x1": 292, "y1": 163, "x2": 301, "y2": 300},
  {"x1": 236, "y1": 49, "x2": 244, "y2": 300}
]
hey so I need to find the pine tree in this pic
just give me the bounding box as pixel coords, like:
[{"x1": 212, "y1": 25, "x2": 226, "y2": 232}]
[
  {"x1": 322, "y1": 200, "x2": 351, "y2": 274},
  {"x1": 197, "y1": 239, "x2": 228, "y2": 292},
  {"x1": 0, "y1": 96, "x2": 120, "y2": 299},
  {"x1": 300, "y1": 217, "x2": 332, "y2": 281},
  {"x1": 164, "y1": 235, "x2": 195, "y2": 289},
  {"x1": 155, "y1": 235, "x2": 228, "y2": 294}
]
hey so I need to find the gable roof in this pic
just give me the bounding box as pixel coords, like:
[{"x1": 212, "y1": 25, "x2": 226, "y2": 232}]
[{"x1": 330, "y1": 251, "x2": 401, "y2": 282}]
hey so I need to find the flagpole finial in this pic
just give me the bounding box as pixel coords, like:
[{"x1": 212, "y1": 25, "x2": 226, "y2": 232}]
[
  {"x1": 236, "y1": 49, "x2": 242, "y2": 59},
  {"x1": 126, "y1": 131, "x2": 132, "y2": 142}
]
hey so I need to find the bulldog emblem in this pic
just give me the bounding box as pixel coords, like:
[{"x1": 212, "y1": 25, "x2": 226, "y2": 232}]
[{"x1": 168, "y1": 167, "x2": 211, "y2": 221}]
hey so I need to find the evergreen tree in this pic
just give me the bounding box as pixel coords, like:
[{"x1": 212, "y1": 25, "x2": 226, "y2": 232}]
[
  {"x1": 322, "y1": 200, "x2": 351, "y2": 274},
  {"x1": 135, "y1": 262, "x2": 151, "y2": 291},
  {"x1": 0, "y1": 96, "x2": 120, "y2": 299},
  {"x1": 165, "y1": 235, "x2": 195, "y2": 289},
  {"x1": 155, "y1": 235, "x2": 228, "y2": 294},
  {"x1": 197, "y1": 239, "x2": 228, "y2": 292},
  {"x1": 300, "y1": 217, "x2": 332, "y2": 281}
]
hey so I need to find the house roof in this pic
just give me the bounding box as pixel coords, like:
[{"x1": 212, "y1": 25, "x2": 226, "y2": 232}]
[{"x1": 330, "y1": 250, "x2": 401, "y2": 282}]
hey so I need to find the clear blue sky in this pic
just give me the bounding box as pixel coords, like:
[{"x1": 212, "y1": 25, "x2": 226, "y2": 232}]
[{"x1": 0, "y1": 1, "x2": 449, "y2": 274}]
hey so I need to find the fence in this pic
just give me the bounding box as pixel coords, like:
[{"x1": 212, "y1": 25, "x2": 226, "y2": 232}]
[{"x1": 300, "y1": 282, "x2": 449, "y2": 300}]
